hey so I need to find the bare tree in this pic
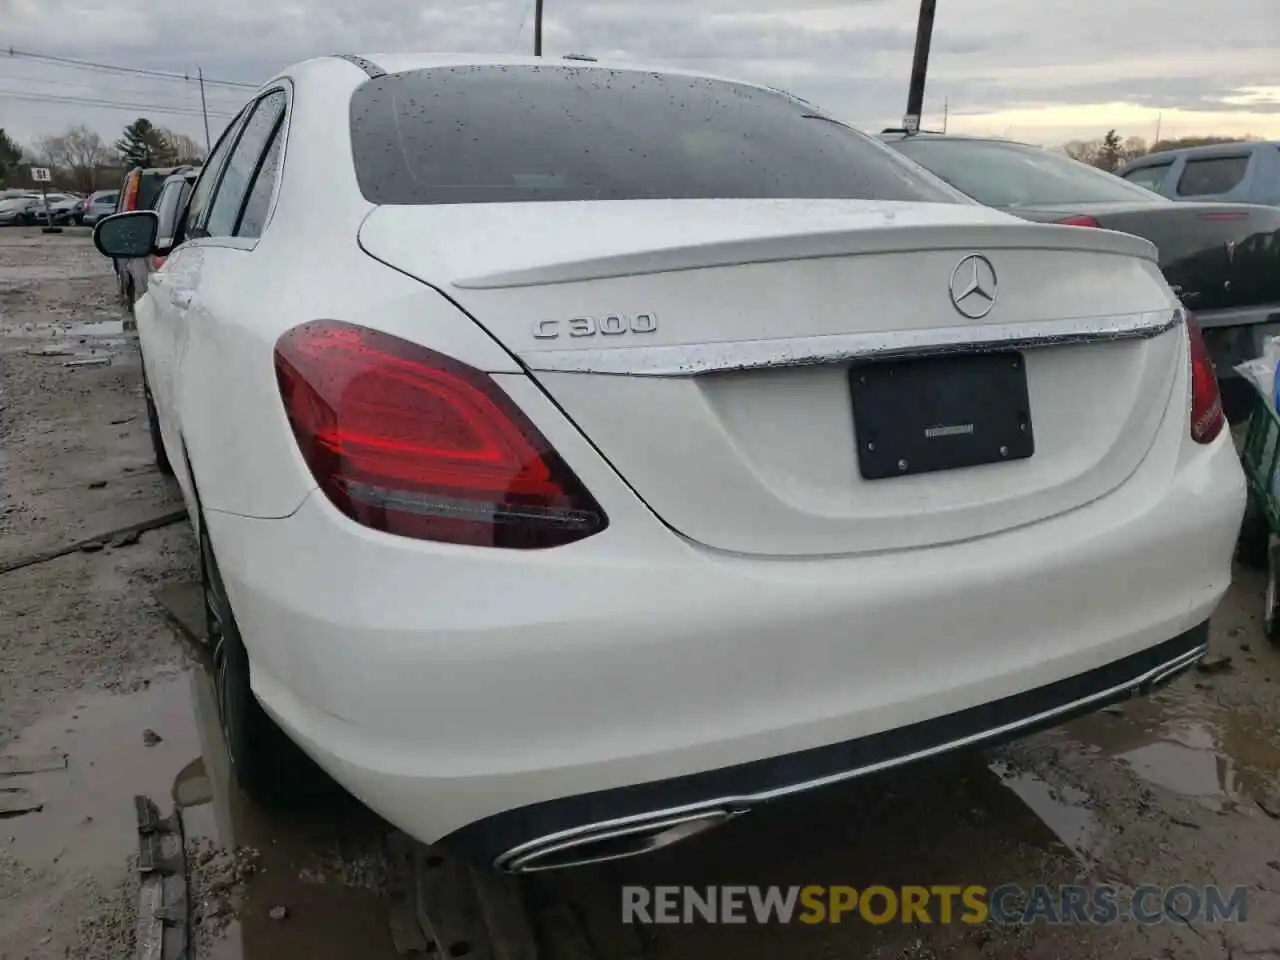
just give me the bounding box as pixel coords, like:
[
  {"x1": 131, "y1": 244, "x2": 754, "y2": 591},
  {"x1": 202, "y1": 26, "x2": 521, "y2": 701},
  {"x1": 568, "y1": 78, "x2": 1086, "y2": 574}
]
[
  {"x1": 62, "y1": 125, "x2": 114, "y2": 191},
  {"x1": 30, "y1": 133, "x2": 70, "y2": 172},
  {"x1": 1062, "y1": 138, "x2": 1102, "y2": 166}
]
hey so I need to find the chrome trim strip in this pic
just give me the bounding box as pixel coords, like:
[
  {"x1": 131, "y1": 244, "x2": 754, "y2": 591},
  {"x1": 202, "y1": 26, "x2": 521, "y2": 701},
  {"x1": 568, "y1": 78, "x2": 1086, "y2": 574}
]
[
  {"x1": 521, "y1": 309, "x2": 1182, "y2": 376},
  {"x1": 506, "y1": 810, "x2": 739, "y2": 873},
  {"x1": 494, "y1": 640, "x2": 1206, "y2": 871}
]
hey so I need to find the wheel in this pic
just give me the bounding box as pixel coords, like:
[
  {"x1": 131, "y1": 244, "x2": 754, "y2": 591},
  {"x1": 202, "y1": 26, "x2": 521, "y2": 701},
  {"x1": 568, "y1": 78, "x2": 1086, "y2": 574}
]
[
  {"x1": 201, "y1": 519, "x2": 330, "y2": 807},
  {"x1": 1238, "y1": 489, "x2": 1270, "y2": 570},
  {"x1": 141, "y1": 370, "x2": 173, "y2": 476},
  {"x1": 73, "y1": 213, "x2": 84, "y2": 226},
  {"x1": 18, "y1": 212, "x2": 33, "y2": 226}
]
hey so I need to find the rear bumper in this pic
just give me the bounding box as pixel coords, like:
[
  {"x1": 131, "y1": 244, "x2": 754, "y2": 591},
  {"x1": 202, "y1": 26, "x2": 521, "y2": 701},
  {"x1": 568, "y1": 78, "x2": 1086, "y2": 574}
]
[{"x1": 468, "y1": 622, "x2": 1208, "y2": 870}]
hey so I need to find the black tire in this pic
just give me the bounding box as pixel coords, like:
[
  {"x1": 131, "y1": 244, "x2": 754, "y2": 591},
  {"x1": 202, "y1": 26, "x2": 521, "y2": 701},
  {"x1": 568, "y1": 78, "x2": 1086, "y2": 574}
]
[
  {"x1": 201, "y1": 520, "x2": 330, "y2": 807},
  {"x1": 1238, "y1": 488, "x2": 1270, "y2": 570},
  {"x1": 73, "y1": 213, "x2": 84, "y2": 226},
  {"x1": 142, "y1": 371, "x2": 173, "y2": 476}
]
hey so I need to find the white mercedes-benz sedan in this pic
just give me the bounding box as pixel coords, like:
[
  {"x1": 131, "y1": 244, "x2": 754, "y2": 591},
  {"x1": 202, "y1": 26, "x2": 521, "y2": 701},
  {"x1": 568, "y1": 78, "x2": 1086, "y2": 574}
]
[{"x1": 93, "y1": 53, "x2": 1244, "y2": 873}]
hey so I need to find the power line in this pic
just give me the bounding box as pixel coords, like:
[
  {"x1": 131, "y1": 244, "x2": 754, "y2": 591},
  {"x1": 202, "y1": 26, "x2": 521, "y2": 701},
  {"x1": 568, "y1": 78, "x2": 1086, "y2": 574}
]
[
  {"x1": 0, "y1": 89, "x2": 236, "y2": 120},
  {"x1": 0, "y1": 69, "x2": 246, "y2": 104},
  {"x1": 2, "y1": 47, "x2": 259, "y2": 90}
]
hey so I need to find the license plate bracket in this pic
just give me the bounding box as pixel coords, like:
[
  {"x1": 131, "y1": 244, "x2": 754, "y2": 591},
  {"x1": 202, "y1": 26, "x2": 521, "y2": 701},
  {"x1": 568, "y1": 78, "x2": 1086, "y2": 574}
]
[{"x1": 849, "y1": 351, "x2": 1034, "y2": 480}]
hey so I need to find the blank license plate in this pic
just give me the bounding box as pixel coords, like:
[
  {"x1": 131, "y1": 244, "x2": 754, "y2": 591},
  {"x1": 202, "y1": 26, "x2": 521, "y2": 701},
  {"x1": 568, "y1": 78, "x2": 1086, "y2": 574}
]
[{"x1": 849, "y1": 351, "x2": 1034, "y2": 480}]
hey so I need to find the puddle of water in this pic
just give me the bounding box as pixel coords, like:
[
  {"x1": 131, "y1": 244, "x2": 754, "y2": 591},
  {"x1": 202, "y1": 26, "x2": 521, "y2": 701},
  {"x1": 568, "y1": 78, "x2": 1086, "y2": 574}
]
[
  {"x1": 1065, "y1": 693, "x2": 1280, "y2": 811},
  {"x1": 989, "y1": 759, "x2": 1102, "y2": 860},
  {"x1": 178, "y1": 665, "x2": 406, "y2": 960},
  {"x1": 0, "y1": 672, "x2": 200, "y2": 874}
]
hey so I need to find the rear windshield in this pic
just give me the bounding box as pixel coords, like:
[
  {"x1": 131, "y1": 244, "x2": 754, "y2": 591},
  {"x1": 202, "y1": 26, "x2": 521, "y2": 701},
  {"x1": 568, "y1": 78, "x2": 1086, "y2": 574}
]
[
  {"x1": 891, "y1": 138, "x2": 1162, "y2": 207},
  {"x1": 349, "y1": 65, "x2": 959, "y2": 206}
]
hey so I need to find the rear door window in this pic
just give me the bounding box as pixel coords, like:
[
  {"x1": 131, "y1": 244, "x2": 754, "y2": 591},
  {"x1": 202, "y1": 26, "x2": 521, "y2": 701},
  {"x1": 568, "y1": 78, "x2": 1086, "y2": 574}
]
[
  {"x1": 205, "y1": 91, "x2": 287, "y2": 237},
  {"x1": 1121, "y1": 163, "x2": 1172, "y2": 193},
  {"x1": 1176, "y1": 155, "x2": 1251, "y2": 197}
]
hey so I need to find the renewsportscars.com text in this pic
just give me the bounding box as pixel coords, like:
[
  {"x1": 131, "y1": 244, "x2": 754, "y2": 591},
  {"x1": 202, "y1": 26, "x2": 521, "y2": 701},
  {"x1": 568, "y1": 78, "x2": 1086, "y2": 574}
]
[{"x1": 621, "y1": 884, "x2": 1248, "y2": 926}]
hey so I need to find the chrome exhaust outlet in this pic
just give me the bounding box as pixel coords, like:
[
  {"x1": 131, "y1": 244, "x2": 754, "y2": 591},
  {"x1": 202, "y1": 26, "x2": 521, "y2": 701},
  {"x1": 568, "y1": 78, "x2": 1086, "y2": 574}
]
[{"x1": 500, "y1": 809, "x2": 738, "y2": 873}]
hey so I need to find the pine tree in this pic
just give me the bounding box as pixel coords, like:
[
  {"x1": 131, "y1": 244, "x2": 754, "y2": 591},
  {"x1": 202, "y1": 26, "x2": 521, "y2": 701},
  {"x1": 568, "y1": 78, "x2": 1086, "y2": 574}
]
[
  {"x1": 115, "y1": 118, "x2": 173, "y2": 169},
  {"x1": 0, "y1": 128, "x2": 21, "y2": 184},
  {"x1": 1096, "y1": 129, "x2": 1124, "y2": 172}
]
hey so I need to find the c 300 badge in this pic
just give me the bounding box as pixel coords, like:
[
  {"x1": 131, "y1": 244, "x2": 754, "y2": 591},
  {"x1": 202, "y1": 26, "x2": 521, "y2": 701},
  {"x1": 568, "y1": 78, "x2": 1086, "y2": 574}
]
[{"x1": 533, "y1": 313, "x2": 658, "y2": 339}]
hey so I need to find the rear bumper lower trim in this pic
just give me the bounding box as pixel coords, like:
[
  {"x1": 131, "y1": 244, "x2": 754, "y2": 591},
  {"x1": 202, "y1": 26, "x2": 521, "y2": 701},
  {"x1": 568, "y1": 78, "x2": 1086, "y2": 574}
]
[
  {"x1": 436, "y1": 622, "x2": 1209, "y2": 869},
  {"x1": 521, "y1": 308, "x2": 1182, "y2": 376}
]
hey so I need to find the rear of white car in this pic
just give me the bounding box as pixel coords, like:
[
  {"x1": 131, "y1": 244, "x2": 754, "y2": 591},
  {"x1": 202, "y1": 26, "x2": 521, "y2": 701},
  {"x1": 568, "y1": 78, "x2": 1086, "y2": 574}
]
[{"x1": 160, "y1": 57, "x2": 1242, "y2": 872}]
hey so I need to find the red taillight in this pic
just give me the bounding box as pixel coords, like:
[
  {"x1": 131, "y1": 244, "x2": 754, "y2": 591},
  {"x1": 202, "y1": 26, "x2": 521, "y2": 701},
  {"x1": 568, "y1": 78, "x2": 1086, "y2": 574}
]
[
  {"x1": 151, "y1": 254, "x2": 167, "y2": 269},
  {"x1": 274, "y1": 320, "x2": 607, "y2": 548},
  {"x1": 1186, "y1": 313, "x2": 1224, "y2": 445},
  {"x1": 1054, "y1": 215, "x2": 1102, "y2": 228}
]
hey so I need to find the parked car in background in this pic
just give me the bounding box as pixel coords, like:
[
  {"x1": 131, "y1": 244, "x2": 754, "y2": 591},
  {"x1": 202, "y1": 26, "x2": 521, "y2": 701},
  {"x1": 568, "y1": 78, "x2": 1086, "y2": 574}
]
[
  {"x1": 49, "y1": 194, "x2": 85, "y2": 225},
  {"x1": 0, "y1": 195, "x2": 36, "y2": 225},
  {"x1": 1118, "y1": 141, "x2": 1280, "y2": 207},
  {"x1": 882, "y1": 132, "x2": 1280, "y2": 424},
  {"x1": 94, "y1": 54, "x2": 1242, "y2": 873},
  {"x1": 82, "y1": 190, "x2": 120, "y2": 225},
  {"x1": 114, "y1": 166, "x2": 195, "y2": 298},
  {"x1": 123, "y1": 168, "x2": 199, "y2": 311},
  {"x1": 0, "y1": 193, "x2": 73, "y2": 225}
]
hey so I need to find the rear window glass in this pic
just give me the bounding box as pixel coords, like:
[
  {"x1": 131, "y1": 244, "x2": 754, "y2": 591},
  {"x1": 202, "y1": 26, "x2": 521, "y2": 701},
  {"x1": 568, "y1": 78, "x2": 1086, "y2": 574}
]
[
  {"x1": 1176, "y1": 155, "x2": 1250, "y2": 197},
  {"x1": 890, "y1": 138, "x2": 1162, "y2": 207},
  {"x1": 349, "y1": 65, "x2": 959, "y2": 206}
]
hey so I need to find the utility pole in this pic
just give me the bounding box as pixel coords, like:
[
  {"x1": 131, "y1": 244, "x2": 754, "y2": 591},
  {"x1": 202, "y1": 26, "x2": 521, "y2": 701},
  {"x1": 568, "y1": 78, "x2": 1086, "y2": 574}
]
[
  {"x1": 198, "y1": 67, "x2": 211, "y2": 153},
  {"x1": 534, "y1": 0, "x2": 544, "y2": 56},
  {"x1": 903, "y1": 0, "x2": 937, "y2": 134},
  {"x1": 942, "y1": 96, "x2": 949, "y2": 134}
]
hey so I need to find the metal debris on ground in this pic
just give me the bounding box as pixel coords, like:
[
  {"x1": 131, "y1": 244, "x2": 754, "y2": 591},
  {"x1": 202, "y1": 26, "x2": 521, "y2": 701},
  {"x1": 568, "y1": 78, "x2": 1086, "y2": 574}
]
[
  {"x1": 0, "y1": 752, "x2": 67, "y2": 776},
  {"x1": 89, "y1": 480, "x2": 108, "y2": 489},
  {"x1": 134, "y1": 795, "x2": 189, "y2": 960},
  {"x1": 0, "y1": 786, "x2": 43, "y2": 816},
  {"x1": 386, "y1": 832, "x2": 430, "y2": 955},
  {"x1": 64, "y1": 357, "x2": 111, "y2": 368},
  {"x1": 414, "y1": 846, "x2": 494, "y2": 959}
]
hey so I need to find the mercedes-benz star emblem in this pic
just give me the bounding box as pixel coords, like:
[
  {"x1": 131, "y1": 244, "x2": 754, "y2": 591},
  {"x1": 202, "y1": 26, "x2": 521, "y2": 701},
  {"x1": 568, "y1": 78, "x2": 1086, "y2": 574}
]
[{"x1": 949, "y1": 254, "x2": 998, "y2": 319}]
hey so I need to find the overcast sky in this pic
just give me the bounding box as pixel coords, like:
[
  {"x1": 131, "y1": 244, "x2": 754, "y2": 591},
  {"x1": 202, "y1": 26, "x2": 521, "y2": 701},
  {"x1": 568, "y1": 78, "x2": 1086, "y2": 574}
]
[{"x1": 1, "y1": 0, "x2": 1277, "y2": 151}]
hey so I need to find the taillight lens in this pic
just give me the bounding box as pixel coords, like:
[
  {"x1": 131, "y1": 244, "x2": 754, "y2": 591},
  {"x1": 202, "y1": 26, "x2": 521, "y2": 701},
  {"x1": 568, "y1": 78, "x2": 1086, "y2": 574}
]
[
  {"x1": 274, "y1": 320, "x2": 607, "y2": 548},
  {"x1": 1054, "y1": 214, "x2": 1102, "y2": 228},
  {"x1": 1186, "y1": 313, "x2": 1224, "y2": 445},
  {"x1": 151, "y1": 254, "x2": 167, "y2": 269}
]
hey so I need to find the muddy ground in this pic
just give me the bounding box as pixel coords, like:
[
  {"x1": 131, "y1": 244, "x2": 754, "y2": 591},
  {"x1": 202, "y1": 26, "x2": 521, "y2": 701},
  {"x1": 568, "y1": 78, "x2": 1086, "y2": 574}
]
[{"x1": 3, "y1": 226, "x2": 1280, "y2": 960}]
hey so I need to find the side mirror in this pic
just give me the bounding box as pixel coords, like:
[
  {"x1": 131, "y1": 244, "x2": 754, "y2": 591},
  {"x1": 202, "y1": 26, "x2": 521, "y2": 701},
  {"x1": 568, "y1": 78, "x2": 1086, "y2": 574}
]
[{"x1": 93, "y1": 211, "x2": 159, "y2": 259}]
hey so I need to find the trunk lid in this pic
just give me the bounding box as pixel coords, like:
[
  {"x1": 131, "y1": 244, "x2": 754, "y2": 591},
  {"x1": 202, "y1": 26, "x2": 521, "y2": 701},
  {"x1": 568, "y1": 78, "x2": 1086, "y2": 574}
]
[
  {"x1": 1008, "y1": 201, "x2": 1280, "y2": 313},
  {"x1": 359, "y1": 199, "x2": 1184, "y2": 557}
]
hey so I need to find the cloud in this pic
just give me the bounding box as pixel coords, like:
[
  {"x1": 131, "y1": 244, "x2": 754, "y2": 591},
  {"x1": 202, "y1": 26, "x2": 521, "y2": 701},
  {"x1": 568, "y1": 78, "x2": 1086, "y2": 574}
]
[{"x1": 0, "y1": 0, "x2": 1276, "y2": 151}]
